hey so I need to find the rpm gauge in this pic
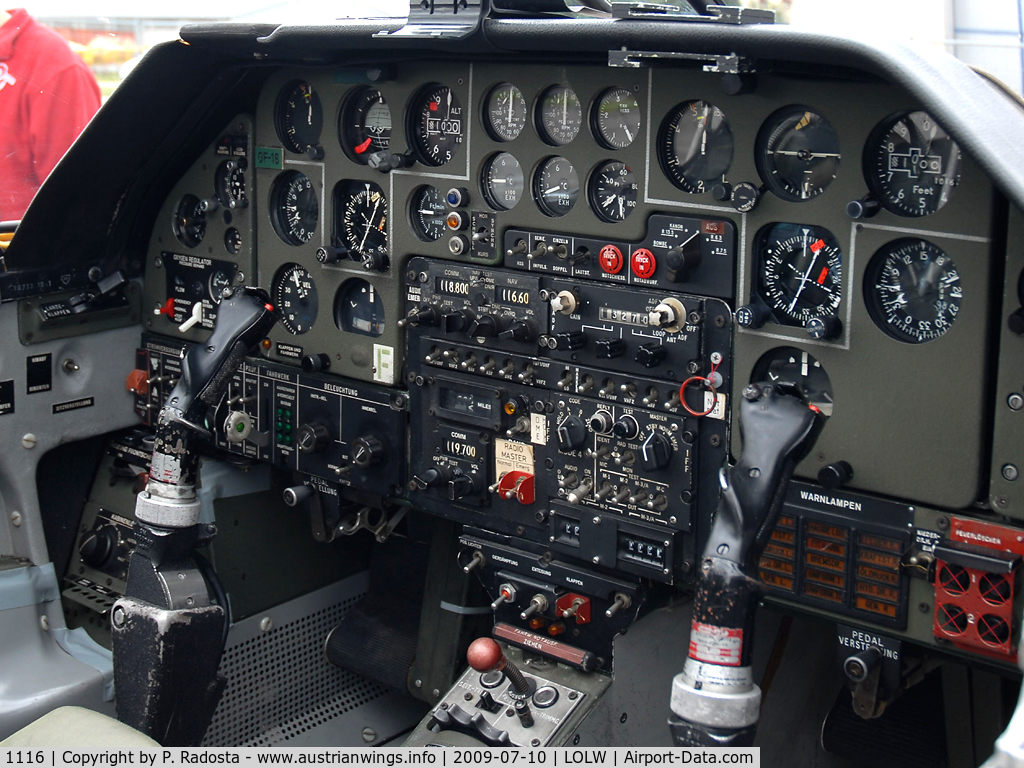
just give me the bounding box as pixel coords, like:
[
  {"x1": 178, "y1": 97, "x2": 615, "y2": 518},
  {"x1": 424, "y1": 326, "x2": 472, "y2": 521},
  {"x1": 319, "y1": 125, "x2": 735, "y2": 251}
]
[
  {"x1": 593, "y1": 87, "x2": 641, "y2": 150},
  {"x1": 275, "y1": 81, "x2": 323, "y2": 155},
  {"x1": 537, "y1": 85, "x2": 582, "y2": 147},
  {"x1": 273, "y1": 264, "x2": 318, "y2": 335},
  {"x1": 588, "y1": 161, "x2": 637, "y2": 222},
  {"x1": 756, "y1": 106, "x2": 840, "y2": 201},
  {"x1": 335, "y1": 278, "x2": 385, "y2": 338},
  {"x1": 658, "y1": 100, "x2": 734, "y2": 194},
  {"x1": 270, "y1": 171, "x2": 318, "y2": 246},
  {"x1": 756, "y1": 222, "x2": 843, "y2": 327},
  {"x1": 340, "y1": 87, "x2": 391, "y2": 162},
  {"x1": 751, "y1": 347, "x2": 834, "y2": 417},
  {"x1": 411, "y1": 186, "x2": 446, "y2": 242},
  {"x1": 410, "y1": 84, "x2": 463, "y2": 166},
  {"x1": 482, "y1": 152, "x2": 525, "y2": 211},
  {"x1": 866, "y1": 111, "x2": 961, "y2": 217},
  {"x1": 864, "y1": 238, "x2": 962, "y2": 343},
  {"x1": 484, "y1": 83, "x2": 527, "y2": 142},
  {"x1": 534, "y1": 156, "x2": 579, "y2": 217}
]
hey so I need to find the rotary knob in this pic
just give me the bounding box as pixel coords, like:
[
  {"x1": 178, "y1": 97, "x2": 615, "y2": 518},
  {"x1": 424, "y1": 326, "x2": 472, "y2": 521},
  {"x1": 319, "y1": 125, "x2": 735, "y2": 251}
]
[
  {"x1": 498, "y1": 318, "x2": 537, "y2": 343},
  {"x1": 296, "y1": 423, "x2": 331, "y2": 454},
  {"x1": 640, "y1": 431, "x2": 673, "y2": 471},
  {"x1": 401, "y1": 304, "x2": 440, "y2": 328},
  {"x1": 635, "y1": 342, "x2": 667, "y2": 368},
  {"x1": 594, "y1": 338, "x2": 626, "y2": 359},
  {"x1": 79, "y1": 526, "x2": 118, "y2": 569},
  {"x1": 466, "y1": 314, "x2": 500, "y2": 338},
  {"x1": 351, "y1": 435, "x2": 385, "y2": 468},
  {"x1": 556, "y1": 416, "x2": 587, "y2": 452}
]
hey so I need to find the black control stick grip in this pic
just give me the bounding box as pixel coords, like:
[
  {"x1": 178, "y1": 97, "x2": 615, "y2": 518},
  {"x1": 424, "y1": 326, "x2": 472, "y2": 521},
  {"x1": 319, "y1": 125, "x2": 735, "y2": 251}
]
[{"x1": 164, "y1": 287, "x2": 277, "y2": 425}]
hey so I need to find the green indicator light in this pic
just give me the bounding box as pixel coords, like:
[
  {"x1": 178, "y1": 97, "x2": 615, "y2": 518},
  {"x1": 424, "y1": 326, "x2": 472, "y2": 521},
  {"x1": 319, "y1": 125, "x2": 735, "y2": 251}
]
[{"x1": 235, "y1": 422, "x2": 246, "y2": 433}]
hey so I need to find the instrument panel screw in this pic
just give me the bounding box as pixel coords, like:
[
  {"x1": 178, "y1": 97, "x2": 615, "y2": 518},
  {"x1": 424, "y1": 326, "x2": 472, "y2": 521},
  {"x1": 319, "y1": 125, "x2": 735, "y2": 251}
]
[
  {"x1": 21, "y1": 434, "x2": 36, "y2": 450},
  {"x1": 1008, "y1": 394, "x2": 1023, "y2": 411},
  {"x1": 407, "y1": 271, "x2": 417, "y2": 281},
  {"x1": 10, "y1": 511, "x2": 21, "y2": 527},
  {"x1": 742, "y1": 384, "x2": 762, "y2": 401},
  {"x1": 709, "y1": 435, "x2": 722, "y2": 447},
  {"x1": 717, "y1": 544, "x2": 730, "y2": 555},
  {"x1": 1003, "y1": 464, "x2": 1019, "y2": 482},
  {"x1": 361, "y1": 728, "x2": 376, "y2": 743},
  {"x1": 154, "y1": 256, "x2": 163, "y2": 268},
  {"x1": 918, "y1": 603, "x2": 931, "y2": 614},
  {"x1": 531, "y1": 740, "x2": 541, "y2": 747},
  {"x1": 995, "y1": 496, "x2": 1010, "y2": 509},
  {"x1": 937, "y1": 516, "x2": 949, "y2": 530},
  {"x1": 259, "y1": 616, "x2": 273, "y2": 632},
  {"x1": 592, "y1": 556, "x2": 601, "y2": 564},
  {"x1": 39, "y1": 615, "x2": 49, "y2": 631},
  {"x1": 112, "y1": 605, "x2": 126, "y2": 627},
  {"x1": 714, "y1": 315, "x2": 727, "y2": 328}
]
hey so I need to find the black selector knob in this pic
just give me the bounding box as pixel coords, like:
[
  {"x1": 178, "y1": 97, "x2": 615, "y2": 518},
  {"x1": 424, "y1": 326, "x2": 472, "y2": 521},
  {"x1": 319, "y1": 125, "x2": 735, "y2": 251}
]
[
  {"x1": 611, "y1": 415, "x2": 639, "y2": 440},
  {"x1": 412, "y1": 466, "x2": 450, "y2": 490},
  {"x1": 594, "y1": 338, "x2": 626, "y2": 359},
  {"x1": 555, "y1": 331, "x2": 587, "y2": 351},
  {"x1": 736, "y1": 304, "x2": 770, "y2": 329},
  {"x1": 1010, "y1": 308, "x2": 1024, "y2": 335},
  {"x1": 79, "y1": 526, "x2": 117, "y2": 569},
  {"x1": 847, "y1": 196, "x2": 881, "y2": 220},
  {"x1": 351, "y1": 435, "x2": 385, "y2": 468},
  {"x1": 635, "y1": 342, "x2": 667, "y2": 368},
  {"x1": 301, "y1": 353, "x2": 331, "y2": 374},
  {"x1": 449, "y1": 473, "x2": 481, "y2": 500},
  {"x1": 818, "y1": 461, "x2": 854, "y2": 490},
  {"x1": 316, "y1": 245, "x2": 347, "y2": 264},
  {"x1": 361, "y1": 252, "x2": 388, "y2": 271},
  {"x1": 556, "y1": 416, "x2": 587, "y2": 452},
  {"x1": 498, "y1": 318, "x2": 537, "y2": 343},
  {"x1": 405, "y1": 304, "x2": 440, "y2": 328},
  {"x1": 640, "y1": 432, "x2": 673, "y2": 472},
  {"x1": 664, "y1": 246, "x2": 701, "y2": 283},
  {"x1": 466, "y1": 314, "x2": 500, "y2": 338},
  {"x1": 442, "y1": 309, "x2": 475, "y2": 334},
  {"x1": 805, "y1": 315, "x2": 843, "y2": 341},
  {"x1": 296, "y1": 423, "x2": 331, "y2": 454}
]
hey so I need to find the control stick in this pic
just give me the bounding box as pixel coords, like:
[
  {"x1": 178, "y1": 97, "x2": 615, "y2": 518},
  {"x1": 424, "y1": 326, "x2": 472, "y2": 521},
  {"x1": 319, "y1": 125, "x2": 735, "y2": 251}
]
[
  {"x1": 668, "y1": 382, "x2": 824, "y2": 748},
  {"x1": 468, "y1": 638, "x2": 535, "y2": 728}
]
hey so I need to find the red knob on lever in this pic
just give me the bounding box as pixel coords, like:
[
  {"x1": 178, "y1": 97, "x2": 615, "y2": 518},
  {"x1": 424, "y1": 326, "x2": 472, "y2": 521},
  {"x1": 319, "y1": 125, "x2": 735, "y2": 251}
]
[{"x1": 466, "y1": 638, "x2": 532, "y2": 698}]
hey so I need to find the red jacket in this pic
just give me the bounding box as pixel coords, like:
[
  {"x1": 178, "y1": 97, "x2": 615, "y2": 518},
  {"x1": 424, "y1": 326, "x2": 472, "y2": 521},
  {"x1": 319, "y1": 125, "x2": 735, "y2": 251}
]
[{"x1": 0, "y1": 9, "x2": 100, "y2": 221}]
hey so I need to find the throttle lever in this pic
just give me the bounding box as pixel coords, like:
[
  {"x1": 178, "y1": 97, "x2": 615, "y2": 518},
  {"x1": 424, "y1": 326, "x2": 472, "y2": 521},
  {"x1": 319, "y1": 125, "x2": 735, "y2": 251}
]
[{"x1": 669, "y1": 382, "x2": 824, "y2": 748}]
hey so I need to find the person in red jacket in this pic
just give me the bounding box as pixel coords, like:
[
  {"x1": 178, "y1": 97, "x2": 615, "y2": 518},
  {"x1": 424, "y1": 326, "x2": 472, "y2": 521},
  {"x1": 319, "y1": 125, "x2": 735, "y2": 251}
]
[{"x1": 0, "y1": 8, "x2": 101, "y2": 222}]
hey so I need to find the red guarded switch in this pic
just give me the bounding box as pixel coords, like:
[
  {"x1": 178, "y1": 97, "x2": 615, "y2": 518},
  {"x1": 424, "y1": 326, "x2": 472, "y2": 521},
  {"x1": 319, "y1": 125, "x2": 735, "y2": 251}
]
[
  {"x1": 497, "y1": 471, "x2": 535, "y2": 505},
  {"x1": 555, "y1": 593, "x2": 591, "y2": 624}
]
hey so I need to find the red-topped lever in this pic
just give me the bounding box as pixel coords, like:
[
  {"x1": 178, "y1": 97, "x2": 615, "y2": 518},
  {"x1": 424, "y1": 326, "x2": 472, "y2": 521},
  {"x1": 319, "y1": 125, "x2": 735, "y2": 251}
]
[{"x1": 467, "y1": 638, "x2": 533, "y2": 700}]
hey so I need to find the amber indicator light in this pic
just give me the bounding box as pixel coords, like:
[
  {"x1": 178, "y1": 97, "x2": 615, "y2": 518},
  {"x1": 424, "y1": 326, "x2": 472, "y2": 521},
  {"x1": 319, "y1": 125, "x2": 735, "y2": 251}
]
[
  {"x1": 859, "y1": 533, "x2": 903, "y2": 553},
  {"x1": 803, "y1": 582, "x2": 845, "y2": 604},
  {"x1": 856, "y1": 597, "x2": 898, "y2": 618},
  {"x1": 857, "y1": 549, "x2": 900, "y2": 569},
  {"x1": 806, "y1": 536, "x2": 846, "y2": 557},
  {"x1": 760, "y1": 571, "x2": 795, "y2": 591},
  {"x1": 806, "y1": 521, "x2": 849, "y2": 540},
  {"x1": 857, "y1": 565, "x2": 900, "y2": 586},
  {"x1": 804, "y1": 567, "x2": 847, "y2": 590},
  {"x1": 805, "y1": 551, "x2": 845, "y2": 573},
  {"x1": 856, "y1": 582, "x2": 899, "y2": 602}
]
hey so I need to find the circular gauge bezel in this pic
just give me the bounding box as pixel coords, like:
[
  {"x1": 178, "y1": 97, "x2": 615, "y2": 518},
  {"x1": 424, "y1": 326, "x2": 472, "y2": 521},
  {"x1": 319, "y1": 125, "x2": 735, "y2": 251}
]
[
  {"x1": 338, "y1": 86, "x2": 392, "y2": 164},
  {"x1": 863, "y1": 238, "x2": 963, "y2": 344},
  {"x1": 657, "y1": 100, "x2": 734, "y2": 194},
  {"x1": 408, "y1": 83, "x2": 464, "y2": 167},
  {"x1": 208, "y1": 269, "x2": 234, "y2": 304},
  {"x1": 224, "y1": 227, "x2": 241, "y2": 255},
  {"x1": 274, "y1": 80, "x2": 323, "y2": 155},
  {"x1": 587, "y1": 160, "x2": 638, "y2": 223},
  {"x1": 536, "y1": 85, "x2": 582, "y2": 147},
  {"x1": 336, "y1": 181, "x2": 388, "y2": 261},
  {"x1": 755, "y1": 222, "x2": 843, "y2": 327},
  {"x1": 591, "y1": 87, "x2": 642, "y2": 150},
  {"x1": 481, "y1": 152, "x2": 525, "y2": 212},
  {"x1": 215, "y1": 160, "x2": 246, "y2": 209},
  {"x1": 864, "y1": 111, "x2": 962, "y2": 218},
  {"x1": 172, "y1": 194, "x2": 206, "y2": 249},
  {"x1": 755, "y1": 105, "x2": 841, "y2": 202},
  {"x1": 272, "y1": 263, "x2": 319, "y2": 335},
  {"x1": 410, "y1": 185, "x2": 446, "y2": 242},
  {"x1": 750, "y1": 347, "x2": 834, "y2": 417},
  {"x1": 533, "y1": 156, "x2": 579, "y2": 218},
  {"x1": 269, "y1": 170, "x2": 318, "y2": 246},
  {"x1": 335, "y1": 278, "x2": 386, "y2": 338},
  {"x1": 483, "y1": 83, "x2": 527, "y2": 143}
]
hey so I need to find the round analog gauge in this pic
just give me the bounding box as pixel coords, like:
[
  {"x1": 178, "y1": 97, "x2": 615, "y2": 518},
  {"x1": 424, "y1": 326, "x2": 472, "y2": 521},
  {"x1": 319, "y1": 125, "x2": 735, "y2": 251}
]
[
  {"x1": 484, "y1": 83, "x2": 527, "y2": 142},
  {"x1": 756, "y1": 106, "x2": 841, "y2": 201},
  {"x1": 275, "y1": 80, "x2": 323, "y2": 155},
  {"x1": 588, "y1": 161, "x2": 637, "y2": 223},
  {"x1": 534, "y1": 156, "x2": 579, "y2": 217},
  {"x1": 272, "y1": 264, "x2": 318, "y2": 335},
  {"x1": 215, "y1": 160, "x2": 247, "y2": 209},
  {"x1": 864, "y1": 238, "x2": 962, "y2": 343},
  {"x1": 173, "y1": 194, "x2": 206, "y2": 248},
  {"x1": 482, "y1": 152, "x2": 525, "y2": 211},
  {"x1": 340, "y1": 87, "x2": 391, "y2": 162},
  {"x1": 269, "y1": 171, "x2": 318, "y2": 246},
  {"x1": 658, "y1": 100, "x2": 734, "y2": 194},
  {"x1": 593, "y1": 87, "x2": 641, "y2": 150},
  {"x1": 224, "y1": 227, "x2": 241, "y2": 255},
  {"x1": 757, "y1": 223, "x2": 843, "y2": 327},
  {"x1": 338, "y1": 181, "x2": 388, "y2": 263},
  {"x1": 335, "y1": 278, "x2": 385, "y2": 338},
  {"x1": 410, "y1": 84, "x2": 464, "y2": 166},
  {"x1": 866, "y1": 111, "x2": 961, "y2": 217},
  {"x1": 410, "y1": 186, "x2": 446, "y2": 242},
  {"x1": 751, "y1": 347, "x2": 834, "y2": 417},
  {"x1": 208, "y1": 269, "x2": 233, "y2": 304},
  {"x1": 537, "y1": 85, "x2": 582, "y2": 147}
]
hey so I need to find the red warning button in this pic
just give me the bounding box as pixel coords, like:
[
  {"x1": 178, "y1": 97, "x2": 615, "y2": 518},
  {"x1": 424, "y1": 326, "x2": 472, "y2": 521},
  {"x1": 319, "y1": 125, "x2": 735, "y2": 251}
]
[
  {"x1": 631, "y1": 248, "x2": 657, "y2": 279},
  {"x1": 599, "y1": 244, "x2": 624, "y2": 275}
]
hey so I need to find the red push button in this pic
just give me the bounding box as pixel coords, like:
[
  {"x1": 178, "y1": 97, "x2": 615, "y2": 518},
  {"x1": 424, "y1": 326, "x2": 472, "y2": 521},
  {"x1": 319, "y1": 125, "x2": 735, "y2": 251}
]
[
  {"x1": 599, "y1": 244, "x2": 624, "y2": 275},
  {"x1": 631, "y1": 248, "x2": 657, "y2": 279}
]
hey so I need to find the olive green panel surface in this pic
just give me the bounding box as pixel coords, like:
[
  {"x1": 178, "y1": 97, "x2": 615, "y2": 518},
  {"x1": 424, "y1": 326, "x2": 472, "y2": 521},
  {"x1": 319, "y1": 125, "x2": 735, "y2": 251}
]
[{"x1": 989, "y1": 205, "x2": 1024, "y2": 519}]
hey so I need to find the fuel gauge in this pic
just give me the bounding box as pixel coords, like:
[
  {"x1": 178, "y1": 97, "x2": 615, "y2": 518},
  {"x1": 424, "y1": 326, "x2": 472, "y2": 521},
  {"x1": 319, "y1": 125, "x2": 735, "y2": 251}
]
[{"x1": 335, "y1": 278, "x2": 385, "y2": 337}]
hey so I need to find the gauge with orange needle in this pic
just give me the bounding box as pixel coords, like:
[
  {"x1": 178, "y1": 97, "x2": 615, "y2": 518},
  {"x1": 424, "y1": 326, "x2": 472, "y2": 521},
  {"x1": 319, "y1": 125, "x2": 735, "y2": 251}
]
[
  {"x1": 756, "y1": 222, "x2": 843, "y2": 327},
  {"x1": 339, "y1": 87, "x2": 391, "y2": 163}
]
